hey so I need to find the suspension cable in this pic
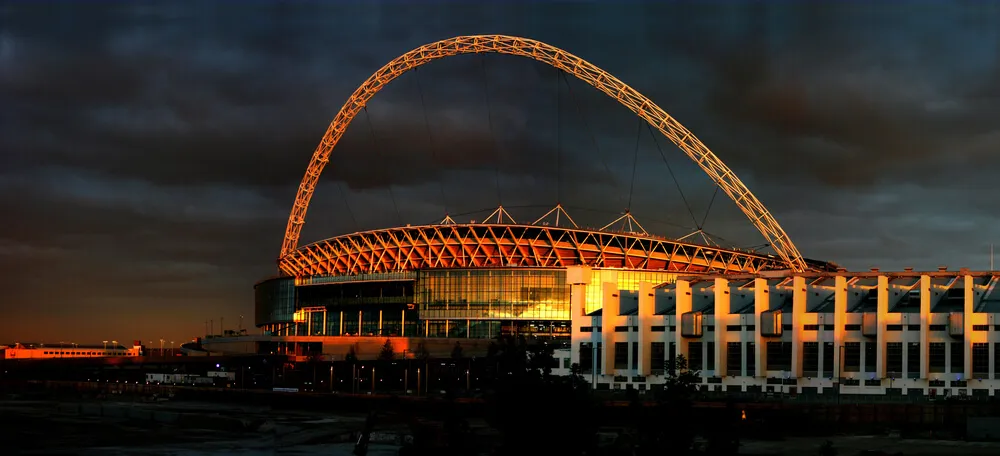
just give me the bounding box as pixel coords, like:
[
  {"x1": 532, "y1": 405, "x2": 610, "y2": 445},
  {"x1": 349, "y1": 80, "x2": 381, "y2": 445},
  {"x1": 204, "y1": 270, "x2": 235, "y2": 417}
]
[
  {"x1": 644, "y1": 122, "x2": 700, "y2": 228},
  {"x1": 560, "y1": 72, "x2": 620, "y2": 197},
  {"x1": 700, "y1": 185, "x2": 720, "y2": 230},
  {"x1": 480, "y1": 56, "x2": 503, "y2": 206},
  {"x1": 362, "y1": 106, "x2": 402, "y2": 225},
  {"x1": 627, "y1": 117, "x2": 642, "y2": 211},
  {"x1": 413, "y1": 67, "x2": 449, "y2": 215},
  {"x1": 336, "y1": 181, "x2": 359, "y2": 232}
]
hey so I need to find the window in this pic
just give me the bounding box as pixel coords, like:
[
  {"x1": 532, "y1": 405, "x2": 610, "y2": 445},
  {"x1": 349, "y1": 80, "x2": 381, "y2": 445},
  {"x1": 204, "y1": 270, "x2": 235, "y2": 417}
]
[
  {"x1": 706, "y1": 342, "x2": 715, "y2": 371},
  {"x1": 823, "y1": 343, "x2": 835, "y2": 377},
  {"x1": 650, "y1": 342, "x2": 666, "y2": 374},
  {"x1": 747, "y1": 343, "x2": 756, "y2": 376},
  {"x1": 950, "y1": 342, "x2": 964, "y2": 374},
  {"x1": 929, "y1": 342, "x2": 946, "y2": 373},
  {"x1": 632, "y1": 342, "x2": 639, "y2": 370},
  {"x1": 885, "y1": 343, "x2": 903, "y2": 378},
  {"x1": 864, "y1": 342, "x2": 877, "y2": 372},
  {"x1": 668, "y1": 342, "x2": 676, "y2": 374},
  {"x1": 614, "y1": 342, "x2": 629, "y2": 370},
  {"x1": 906, "y1": 343, "x2": 920, "y2": 379},
  {"x1": 844, "y1": 342, "x2": 861, "y2": 372},
  {"x1": 579, "y1": 343, "x2": 593, "y2": 373},
  {"x1": 995, "y1": 343, "x2": 1000, "y2": 376},
  {"x1": 766, "y1": 341, "x2": 792, "y2": 372},
  {"x1": 726, "y1": 342, "x2": 742, "y2": 376},
  {"x1": 802, "y1": 342, "x2": 819, "y2": 377},
  {"x1": 688, "y1": 342, "x2": 703, "y2": 371},
  {"x1": 972, "y1": 343, "x2": 989, "y2": 377}
]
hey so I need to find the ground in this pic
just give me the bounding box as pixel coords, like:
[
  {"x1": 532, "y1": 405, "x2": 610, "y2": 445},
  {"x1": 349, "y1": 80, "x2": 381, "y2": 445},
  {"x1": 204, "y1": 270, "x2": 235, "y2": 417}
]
[
  {"x1": 4, "y1": 397, "x2": 1000, "y2": 455},
  {"x1": 740, "y1": 436, "x2": 1000, "y2": 456},
  {"x1": 0, "y1": 399, "x2": 396, "y2": 455}
]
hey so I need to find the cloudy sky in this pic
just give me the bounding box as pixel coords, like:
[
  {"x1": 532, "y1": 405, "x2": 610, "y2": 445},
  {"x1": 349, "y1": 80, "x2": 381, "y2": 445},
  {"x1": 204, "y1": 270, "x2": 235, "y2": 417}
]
[{"x1": 2, "y1": 1, "x2": 1000, "y2": 344}]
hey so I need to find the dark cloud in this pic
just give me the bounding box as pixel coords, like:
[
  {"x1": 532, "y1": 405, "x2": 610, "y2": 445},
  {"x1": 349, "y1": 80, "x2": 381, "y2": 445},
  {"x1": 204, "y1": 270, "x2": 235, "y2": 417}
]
[{"x1": 2, "y1": 1, "x2": 1000, "y2": 343}]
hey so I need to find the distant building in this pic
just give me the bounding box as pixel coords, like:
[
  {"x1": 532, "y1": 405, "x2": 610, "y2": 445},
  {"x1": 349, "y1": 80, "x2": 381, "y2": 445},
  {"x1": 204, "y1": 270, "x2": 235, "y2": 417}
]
[{"x1": 2, "y1": 341, "x2": 142, "y2": 359}]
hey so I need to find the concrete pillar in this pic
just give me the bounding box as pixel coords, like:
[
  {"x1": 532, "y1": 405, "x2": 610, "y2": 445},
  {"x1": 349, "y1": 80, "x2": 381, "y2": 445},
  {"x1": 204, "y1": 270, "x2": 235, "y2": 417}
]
[
  {"x1": 964, "y1": 275, "x2": 974, "y2": 378},
  {"x1": 791, "y1": 276, "x2": 807, "y2": 378},
  {"x1": 834, "y1": 276, "x2": 847, "y2": 379},
  {"x1": 637, "y1": 281, "x2": 654, "y2": 376},
  {"x1": 675, "y1": 279, "x2": 693, "y2": 362},
  {"x1": 567, "y1": 266, "x2": 592, "y2": 367},
  {"x1": 601, "y1": 282, "x2": 618, "y2": 376},
  {"x1": 919, "y1": 275, "x2": 931, "y2": 379},
  {"x1": 753, "y1": 278, "x2": 768, "y2": 377},
  {"x1": 876, "y1": 275, "x2": 889, "y2": 379},
  {"x1": 713, "y1": 278, "x2": 729, "y2": 377}
]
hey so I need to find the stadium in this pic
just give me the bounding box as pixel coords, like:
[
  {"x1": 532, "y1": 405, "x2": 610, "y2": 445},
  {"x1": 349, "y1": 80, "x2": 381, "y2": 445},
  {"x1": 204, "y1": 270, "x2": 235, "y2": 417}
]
[{"x1": 203, "y1": 35, "x2": 1000, "y2": 398}]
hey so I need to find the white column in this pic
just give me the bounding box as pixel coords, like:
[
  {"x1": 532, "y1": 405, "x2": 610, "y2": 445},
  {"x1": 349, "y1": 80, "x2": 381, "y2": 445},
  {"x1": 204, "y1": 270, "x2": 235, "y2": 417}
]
[
  {"x1": 637, "y1": 281, "x2": 654, "y2": 376},
  {"x1": 791, "y1": 276, "x2": 807, "y2": 378},
  {"x1": 713, "y1": 278, "x2": 729, "y2": 377},
  {"x1": 919, "y1": 275, "x2": 931, "y2": 379},
  {"x1": 876, "y1": 275, "x2": 889, "y2": 379},
  {"x1": 964, "y1": 275, "x2": 974, "y2": 378},
  {"x1": 601, "y1": 281, "x2": 618, "y2": 376},
  {"x1": 753, "y1": 278, "x2": 768, "y2": 377},
  {"x1": 675, "y1": 279, "x2": 693, "y2": 362},
  {"x1": 834, "y1": 276, "x2": 847, "y2": 379}
]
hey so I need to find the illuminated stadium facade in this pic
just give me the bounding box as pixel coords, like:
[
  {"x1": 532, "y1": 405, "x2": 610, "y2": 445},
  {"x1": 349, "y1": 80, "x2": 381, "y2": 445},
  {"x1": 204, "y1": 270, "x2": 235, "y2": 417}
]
[{"x1": 204, "y1": 35, "x2": 1000, "y2": 397}]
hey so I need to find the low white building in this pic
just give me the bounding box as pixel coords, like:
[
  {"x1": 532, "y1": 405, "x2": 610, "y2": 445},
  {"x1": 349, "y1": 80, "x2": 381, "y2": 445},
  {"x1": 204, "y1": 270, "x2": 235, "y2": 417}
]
[
  {"x1": 3, "y1": 342, "x2": 142, "y2": 360},
  {"x1": 567, "y1": 265, "x2": 1000, "y2": 398}
]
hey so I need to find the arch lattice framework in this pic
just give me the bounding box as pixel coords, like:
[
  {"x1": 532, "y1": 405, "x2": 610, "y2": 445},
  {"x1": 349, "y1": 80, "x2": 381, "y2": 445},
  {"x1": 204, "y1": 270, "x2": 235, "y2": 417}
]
[{"x1": 281, "y1": 35, "x2": 809, "y2": 273}]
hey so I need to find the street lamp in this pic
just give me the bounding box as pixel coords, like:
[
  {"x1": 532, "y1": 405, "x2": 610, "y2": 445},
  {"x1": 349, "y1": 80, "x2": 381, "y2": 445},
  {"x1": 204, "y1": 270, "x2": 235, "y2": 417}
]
[
  {"x1": 170, "y1": 341, "x2": 175, "y2": 356},
  {"x1": 111, "y1": 341, "x2": 118, "y2": 356},
  {"x1": 159, "y1": 339, "x2": 165, "y2": 354},
  {"x1": 102, "y1": 340, "x2": 108, "y2": 354}
]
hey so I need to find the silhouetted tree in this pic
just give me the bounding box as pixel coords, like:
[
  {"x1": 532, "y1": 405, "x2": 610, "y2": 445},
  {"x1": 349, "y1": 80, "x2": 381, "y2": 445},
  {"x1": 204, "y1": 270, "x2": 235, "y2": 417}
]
[
  {"x1": 378, "y1": 339, "x2": 395, "y2": 361},
  {"x1": 486, "y1": 336, "x2": 598, "y2": 455},
  {"x1": 414, "y1": 342, "x2": 430, "y2": 361},
  {"x1": 631, "y1": 354, "x2": 701, "y2": 455},
  {"x1": 345, "y1": 345, "x2": 358, "y2": 365}
]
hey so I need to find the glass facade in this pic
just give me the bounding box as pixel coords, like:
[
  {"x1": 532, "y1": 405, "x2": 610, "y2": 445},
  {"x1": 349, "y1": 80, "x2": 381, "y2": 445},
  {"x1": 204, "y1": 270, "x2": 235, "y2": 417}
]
[
  {"x1": 583, "y1": 270, "x2": 677, "y2": 314},
  {"x1": 254, "y1": 277, "x2": 296, "y2": 325},
  {"x1": 255, "y1": 267, "x2": 671, "y2": 340},
  {"x1": 416, "y1": 269, "x2": 569, "y2": 320}
]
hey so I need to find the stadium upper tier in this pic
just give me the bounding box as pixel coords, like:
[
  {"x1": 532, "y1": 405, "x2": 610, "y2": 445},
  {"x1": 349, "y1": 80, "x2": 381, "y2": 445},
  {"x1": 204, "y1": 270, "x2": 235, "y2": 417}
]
[{"x1": 278, "y1": 223, "x2": 839, "y2": 277}]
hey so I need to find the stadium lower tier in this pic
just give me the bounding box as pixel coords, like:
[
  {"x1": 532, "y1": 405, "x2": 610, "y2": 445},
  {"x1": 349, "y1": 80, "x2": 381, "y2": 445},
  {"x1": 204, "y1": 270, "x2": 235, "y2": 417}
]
[{"x1": 202, "y1": 265, "x2": 1000, "y2": 396}]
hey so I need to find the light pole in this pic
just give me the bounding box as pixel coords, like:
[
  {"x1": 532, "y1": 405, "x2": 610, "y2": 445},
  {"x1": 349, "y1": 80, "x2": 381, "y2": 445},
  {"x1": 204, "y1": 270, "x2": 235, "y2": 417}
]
[
  {"x1": 159, "y1": 339, "x2": 165, "y2": 355},
  {"x1": 111, "y1": 341, "x2": 118, "y2": 356},
  {"x1": 102, "y1": 340, "x2": 108, "y2": 354},
  {"x1": 170, "y1": 341, "x2": 175, "y2": 356}
]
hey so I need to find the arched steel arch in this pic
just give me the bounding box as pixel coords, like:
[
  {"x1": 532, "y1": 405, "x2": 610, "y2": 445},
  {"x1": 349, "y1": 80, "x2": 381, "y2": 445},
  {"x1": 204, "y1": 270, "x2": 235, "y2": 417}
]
[{"x1": 280, "y1": 35, "x2": 809, "y2": 272}]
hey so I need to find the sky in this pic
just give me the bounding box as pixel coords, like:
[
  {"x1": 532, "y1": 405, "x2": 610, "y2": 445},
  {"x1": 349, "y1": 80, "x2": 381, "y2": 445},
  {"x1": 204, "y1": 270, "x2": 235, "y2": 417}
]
[{"x1": 2, "y1": 1, "x2": 1000, "y2": 344}]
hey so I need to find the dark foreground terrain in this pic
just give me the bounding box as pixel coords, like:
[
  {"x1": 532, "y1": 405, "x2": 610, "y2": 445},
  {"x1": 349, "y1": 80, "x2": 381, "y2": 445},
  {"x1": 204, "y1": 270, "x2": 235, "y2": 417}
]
[{"x1": 4, "y1": 397, "x2": 1000, "y2": 456}]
